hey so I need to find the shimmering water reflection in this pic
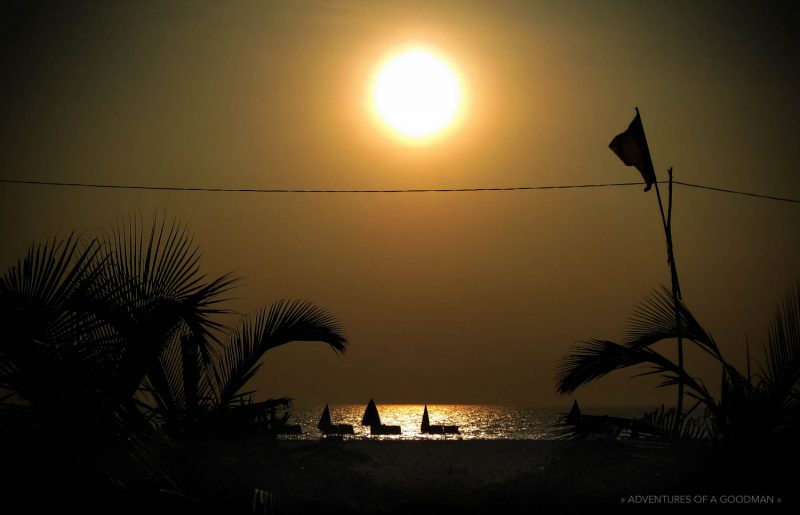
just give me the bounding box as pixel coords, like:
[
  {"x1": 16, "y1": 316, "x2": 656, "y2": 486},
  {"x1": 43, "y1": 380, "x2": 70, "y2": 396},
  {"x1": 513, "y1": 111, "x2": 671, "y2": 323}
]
[{"x1": 285, "y1": 404, "x2": 563, "y2": 440}]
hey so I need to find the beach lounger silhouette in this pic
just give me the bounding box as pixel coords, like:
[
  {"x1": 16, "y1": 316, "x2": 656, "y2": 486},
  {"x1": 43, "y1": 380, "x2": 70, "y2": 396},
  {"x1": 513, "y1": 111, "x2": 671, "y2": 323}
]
[
  {"x1": 318, "y1": 404, "x2": 354, "y2": 435},
  {"x1": 362, "y1": 398, "x2": 401, "y2": 435},
  {"x1": 420, "y1": 405, "x2": 459, "y2": 434}
]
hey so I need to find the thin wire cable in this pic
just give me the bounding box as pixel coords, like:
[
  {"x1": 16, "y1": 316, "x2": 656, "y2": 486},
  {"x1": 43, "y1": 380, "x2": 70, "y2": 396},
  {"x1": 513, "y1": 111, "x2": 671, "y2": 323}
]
[
  {"x1": 0, "y1": 177, "x2": 643, "y2": 193},
  {"x1": 672, "y1": 180, "x2": 800, "y2": 204},
  {"x1": 1, "y1": 177, "x2": 798, "y2": 203}
]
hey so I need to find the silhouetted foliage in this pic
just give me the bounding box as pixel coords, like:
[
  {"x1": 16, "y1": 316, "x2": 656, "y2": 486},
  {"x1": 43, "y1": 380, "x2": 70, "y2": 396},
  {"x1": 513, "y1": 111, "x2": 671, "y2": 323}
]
[
  {"x1": 143, "y1": 300, "x2": 347, "y2": 436},
  {"x1": 0, "y1": 213, "x2": 347, "y2": 440},
  {"x1": 0, "y1": 213, "x2": 351, "y2": 509},
  {"x1": 557, "y1": 284, "x2": 800, "y2": 443}
]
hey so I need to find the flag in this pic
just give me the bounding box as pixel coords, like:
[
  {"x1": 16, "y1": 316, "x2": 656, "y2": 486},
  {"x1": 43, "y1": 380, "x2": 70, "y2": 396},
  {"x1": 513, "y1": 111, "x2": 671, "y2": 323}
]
[{"x1": 609, "y1": 108, "x2": 657, "y2": 192}]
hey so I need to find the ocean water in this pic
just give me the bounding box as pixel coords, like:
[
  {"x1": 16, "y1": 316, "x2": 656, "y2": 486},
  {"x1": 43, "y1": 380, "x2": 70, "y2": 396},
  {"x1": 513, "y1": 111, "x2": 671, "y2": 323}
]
[{"x1": 283, "y1": 404, "x2": 651, "y2": 440}]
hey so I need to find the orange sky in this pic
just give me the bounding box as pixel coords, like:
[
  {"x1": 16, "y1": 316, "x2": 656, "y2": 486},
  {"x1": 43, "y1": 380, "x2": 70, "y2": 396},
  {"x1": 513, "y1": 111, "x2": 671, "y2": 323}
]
[{"x1": 1, "y1": 0, "x2": 799, "y2": 408}]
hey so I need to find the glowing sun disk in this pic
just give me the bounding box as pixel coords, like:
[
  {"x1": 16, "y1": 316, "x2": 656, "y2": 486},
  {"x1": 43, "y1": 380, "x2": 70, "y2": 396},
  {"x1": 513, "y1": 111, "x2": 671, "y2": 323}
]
[{"x1": 373, "y1": 50, "x2": 462, "y2": 139}]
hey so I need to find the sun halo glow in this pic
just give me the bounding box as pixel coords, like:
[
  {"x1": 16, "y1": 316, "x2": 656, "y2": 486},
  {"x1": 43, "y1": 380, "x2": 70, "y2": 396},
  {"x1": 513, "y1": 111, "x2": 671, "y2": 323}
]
[{"x1": 372, "y1": 49, "x2": 462, "y2": 142}]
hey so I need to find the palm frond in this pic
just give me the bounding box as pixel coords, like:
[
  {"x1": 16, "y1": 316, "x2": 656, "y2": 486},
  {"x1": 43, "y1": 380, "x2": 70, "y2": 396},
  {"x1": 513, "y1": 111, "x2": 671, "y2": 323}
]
[
  {"x1": 0, "y1": 233, "x2": 99, "y2": 307},
  {"x1": 180, "y1": 334, "x2": 201, "y2": 419},
  {"x1": 0, "y1": 234, "x2": 105, "y2": 354},
  {"x1": 146, "y1": 334, "x2": 187, "y2": 414},
  {"x1": 557, "y1": 339, "x2": 651, "y2": 394},
  {"x1": 175, "y1": 273, "x2": 238, "y2": 361},
  {"x1": 626, "y1": 287, "x2": 721, "y2": 361},
  {"x1": 634, "y1": 405, "x2": 712, "y2": 441},
  {"x1": 213, "y1": 300, "x2": 347, "y2": 409},
  {"x1": 91, "y1": 212, "x2": 237, "y2": 404},
  {"x1": 0, "y1": 234, "x2": 114, "y2": 423},
  {"x1": 0, "y1": 214, "x2": 351, "y2": 440},
  {"x1": 556, "y1": 339, "x2": 716, "y2": 410},
  {"x1": 759, "y1": 282, "x2": 800, "y2": 409}
]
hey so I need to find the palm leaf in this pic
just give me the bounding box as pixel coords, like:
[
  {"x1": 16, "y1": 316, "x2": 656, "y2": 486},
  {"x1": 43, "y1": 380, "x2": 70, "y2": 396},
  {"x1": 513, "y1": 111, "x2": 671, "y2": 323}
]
[
  {"x1": 759, "y1": 282, "x2": 800, "y2": 410},
  {"x1": 0, "y1": 234, "x2": 112, "y2": 425},
  {"x1": 91, "y1": 212, "x2": 236, "y2": 405},
  {"x1": 626, "y1": 287, "x2": 721, "y2": 361},
  {"x1": 143, "y1": 330, "x2": 217, "y2": 433},
  {"x1": 213, "y1": 300, "x2": 347, "y2": 410},
  {"x1": 556, "y1": 339, "x2": 716, "y2": 410},
  {"x1": 144, "y1": 332, "x2": 188, "y2": 422},
  {"x1": 557, "y1": 339, "x2": 651, "y2": 394},
  {"x1": 634, "y1": 405, "x2": 712, "y2": 441},
  {"x1": 0, "y1": 234, "x2": 105, "y2": 356},
  {"x1": 180, "y1": 334, "x2": 201, "y2": 420}
]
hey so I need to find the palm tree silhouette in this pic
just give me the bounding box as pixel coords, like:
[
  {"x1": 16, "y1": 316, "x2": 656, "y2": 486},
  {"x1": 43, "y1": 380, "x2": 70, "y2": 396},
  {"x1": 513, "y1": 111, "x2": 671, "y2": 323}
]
[
  {"x1": 556, "y1": 285, "x2": 800, "y2": 441},
  {"x1": 0, "y1": 213, "x2": 347, "y2": 439},
  {"x1": 145, "y1": 299, "x2": 346, "y2": 436}
]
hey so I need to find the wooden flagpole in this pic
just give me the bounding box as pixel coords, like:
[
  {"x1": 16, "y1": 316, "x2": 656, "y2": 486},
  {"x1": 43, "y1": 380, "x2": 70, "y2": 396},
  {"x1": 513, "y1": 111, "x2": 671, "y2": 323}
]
[
  {"x1": 615, "y1": 108, "x2": 685, "y2": 435},
  {"x1": 653, "y1": 167, "x2": 684, "y2": 435}
]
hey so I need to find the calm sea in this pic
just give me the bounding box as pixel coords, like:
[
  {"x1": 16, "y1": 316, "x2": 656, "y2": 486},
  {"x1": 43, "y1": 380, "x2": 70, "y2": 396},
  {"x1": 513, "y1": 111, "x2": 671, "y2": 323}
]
[{"x1": 284, "y1": 404, "x2": 651, "y2": 440}]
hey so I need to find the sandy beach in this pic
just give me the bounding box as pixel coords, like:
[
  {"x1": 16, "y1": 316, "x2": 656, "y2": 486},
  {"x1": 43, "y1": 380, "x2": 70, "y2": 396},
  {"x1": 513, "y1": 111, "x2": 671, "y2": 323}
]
[
  {"x1": 4, "y1": 434, "x2": 795, "y2": 514},
  {"x1": 232, "y1": 440, "x2": 562, "y2": 513},
  {"x1": 140, "y1": 437, "x2": 789, "y2": 514}
]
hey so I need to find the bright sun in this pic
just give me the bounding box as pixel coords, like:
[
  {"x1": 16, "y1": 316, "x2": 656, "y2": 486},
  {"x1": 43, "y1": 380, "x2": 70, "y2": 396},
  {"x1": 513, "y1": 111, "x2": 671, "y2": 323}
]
[{"x1": 372, "y1": 49, "x2": 462, "y2": 141}]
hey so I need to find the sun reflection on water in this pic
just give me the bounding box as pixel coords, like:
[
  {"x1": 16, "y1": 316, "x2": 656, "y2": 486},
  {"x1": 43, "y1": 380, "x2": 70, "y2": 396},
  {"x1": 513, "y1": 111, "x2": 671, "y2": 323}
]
[{"x1": 284, "y1": 404, "x2": 563, "y2": 440}]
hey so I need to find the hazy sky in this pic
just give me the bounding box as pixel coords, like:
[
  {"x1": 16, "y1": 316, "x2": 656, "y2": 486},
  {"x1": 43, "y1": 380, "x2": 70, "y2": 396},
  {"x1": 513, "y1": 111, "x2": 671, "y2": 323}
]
[{"x1": 2, "y1": 0, "x2": 799, "y2": 408}]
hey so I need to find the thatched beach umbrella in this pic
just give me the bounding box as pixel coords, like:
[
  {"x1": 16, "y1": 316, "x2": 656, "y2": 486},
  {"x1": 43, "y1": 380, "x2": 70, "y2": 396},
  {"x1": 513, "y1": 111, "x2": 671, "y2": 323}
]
[
  {"x1": 566, "y1": 400, "x2": 581, "y2": 425},
  {"x1": 421, "y1": 405, "x2": 430, "y2": 431},
  {"x1": 318, "y1": 404, "x2": 332, "y2": 430},
  {"x1": 361, "y1": 399, "x2": 381, "y2": 426}
]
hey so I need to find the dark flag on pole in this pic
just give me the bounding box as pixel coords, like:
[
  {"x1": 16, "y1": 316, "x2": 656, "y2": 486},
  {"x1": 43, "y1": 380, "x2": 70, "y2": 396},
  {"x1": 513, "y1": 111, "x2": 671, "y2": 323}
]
[{"x1": 609, "y1": 108, "x2": 657, "y2": 192}]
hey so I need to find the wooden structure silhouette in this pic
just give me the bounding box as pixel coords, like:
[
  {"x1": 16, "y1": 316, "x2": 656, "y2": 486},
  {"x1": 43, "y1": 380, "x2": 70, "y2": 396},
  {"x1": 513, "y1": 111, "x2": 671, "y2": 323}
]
[
  {"x1": 420, "y1": 405, "x2": 459, "y2": 434},
  {"x1": 361, "y1": 399, "x2": 401, "y2": 435}
]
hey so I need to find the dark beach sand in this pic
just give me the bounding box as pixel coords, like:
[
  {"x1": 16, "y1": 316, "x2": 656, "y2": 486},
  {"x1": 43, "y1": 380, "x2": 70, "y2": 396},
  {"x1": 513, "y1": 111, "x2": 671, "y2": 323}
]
[
  {"x1": 6, "y1": 437, "x2": 794, "y2": 513},
  {"x1": 163, "y1": 438, "x2": 792, "y2": 513}
]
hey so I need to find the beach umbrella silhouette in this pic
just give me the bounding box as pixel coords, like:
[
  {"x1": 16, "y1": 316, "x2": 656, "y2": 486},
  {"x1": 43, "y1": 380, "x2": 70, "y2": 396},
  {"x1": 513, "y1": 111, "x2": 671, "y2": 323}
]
[{"x1": 361, "y1": 399, "x2": 381, "y2": 426}]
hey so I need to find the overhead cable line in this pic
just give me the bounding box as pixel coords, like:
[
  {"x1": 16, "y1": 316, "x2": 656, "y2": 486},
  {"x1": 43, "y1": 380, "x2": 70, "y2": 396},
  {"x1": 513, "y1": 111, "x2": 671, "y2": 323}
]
[
  {"x1": 671, "y1": 180, "x2": 800, "y2": 204},
  {"x1": 1, "y1": 177, "x2": 798, "y2": 204}
]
